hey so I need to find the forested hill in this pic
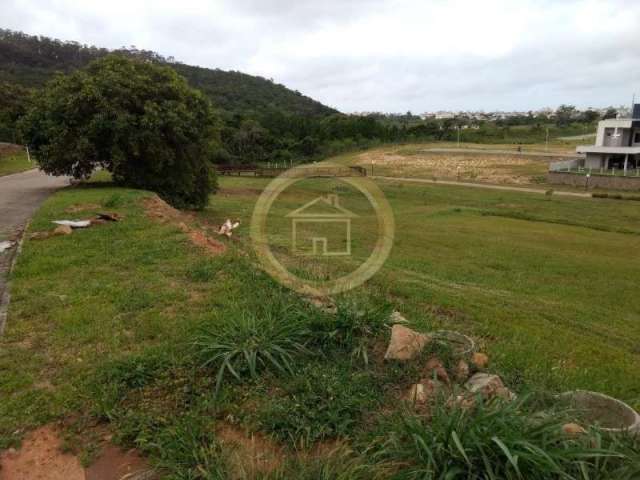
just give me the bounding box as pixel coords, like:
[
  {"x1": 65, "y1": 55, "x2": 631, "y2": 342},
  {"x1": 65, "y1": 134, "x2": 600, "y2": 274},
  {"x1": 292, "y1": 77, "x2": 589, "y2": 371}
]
[{"x1": 0, "y1": 29, "x2": 336, "y2": 118}]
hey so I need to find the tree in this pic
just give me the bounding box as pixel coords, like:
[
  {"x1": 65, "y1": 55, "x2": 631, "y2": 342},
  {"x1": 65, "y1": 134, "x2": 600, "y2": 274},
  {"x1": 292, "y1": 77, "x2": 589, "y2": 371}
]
[
  {"x1": 580, "y1": 109, "x2": 600, "y2": 123},
  {"x1": 602, "y1": 107, "x2": 618, "y2": 120},
  {"x1": 0, "y1": 82, "x2": 30, "y2": 143},
  {"x1": 555, "y1": 104, "x2": 577, "y2": 126},
  {"x1": 19, "y1": 55, "x2": 219, "y2": 209}
]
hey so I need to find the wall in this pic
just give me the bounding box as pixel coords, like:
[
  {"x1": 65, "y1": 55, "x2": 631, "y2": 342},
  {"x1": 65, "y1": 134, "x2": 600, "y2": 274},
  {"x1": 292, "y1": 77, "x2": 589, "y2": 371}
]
[{"x1": 548, "y1": 172, "x2": 640, "y2": 190}]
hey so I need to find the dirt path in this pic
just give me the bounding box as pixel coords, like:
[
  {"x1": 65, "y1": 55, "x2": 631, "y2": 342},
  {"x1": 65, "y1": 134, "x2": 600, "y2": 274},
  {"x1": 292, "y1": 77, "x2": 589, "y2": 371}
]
[
  {"x1": 0, "y1": 169, "x2": 69, "y2": 334},
  {"x1": 373, "y1": 175, "x2": 591, "y2": 198},
  {"x1": 420, "y1": 147, "x2": 581, "y2": 158}
]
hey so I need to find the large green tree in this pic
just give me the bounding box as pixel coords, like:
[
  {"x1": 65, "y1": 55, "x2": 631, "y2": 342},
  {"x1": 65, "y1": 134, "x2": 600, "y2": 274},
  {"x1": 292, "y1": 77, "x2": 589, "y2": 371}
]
[{"x1": 20, "y1": 54, "x2": 219, "y2": 209}]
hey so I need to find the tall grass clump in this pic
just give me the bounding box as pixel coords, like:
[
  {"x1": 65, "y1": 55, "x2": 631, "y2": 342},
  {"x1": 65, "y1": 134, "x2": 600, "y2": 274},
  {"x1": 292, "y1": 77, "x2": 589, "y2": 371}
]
[
  {"x1": 309, "y1": 299, "x2": 392, "y2": 365},
  {"x1": 193, "y1": 306, "x2": 312, "y2": 393},
  {"x1": 381, "y1": 395, "x2": 640, "y2": 479}
]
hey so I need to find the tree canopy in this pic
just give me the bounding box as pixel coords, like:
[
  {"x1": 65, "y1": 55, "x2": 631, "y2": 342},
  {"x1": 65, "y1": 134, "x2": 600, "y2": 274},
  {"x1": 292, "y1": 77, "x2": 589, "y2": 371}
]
[{"x1": 20, "y1": 55, "x2": 219, "y2": 209}]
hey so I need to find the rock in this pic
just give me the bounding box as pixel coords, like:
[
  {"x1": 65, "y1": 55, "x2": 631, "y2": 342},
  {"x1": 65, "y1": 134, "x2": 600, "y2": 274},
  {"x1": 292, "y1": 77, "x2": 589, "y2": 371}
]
[
  {"x1": 389, "y1": 310, "x2": 408, "y2": 324},
  {"x1": 465, "y1": 373, "x2": 515, "y2": 401},
  {"x1": 53, "y1": 225, "x2": 73, "y2": 236},
  {"x1": 384, "y1": 324, "x2": 430, "y2": 361},
  {"x1": 471, "y1": 352, "x2": 489, "y2": 369},
  {"x1": 562, "y1": 423, "x2": 587, "y2": 437},
  {"x1": 454, "y1": 359, "x2": 470, "y2": 383},
  {"x1": 423, "y1": 357, "x2": 450, "y2": 384},
  {"x1": 406, "y1": 379, "x2": 442, "y2": 407},
  {"x1": 448, "y1": 393, "x2": 477, "y2": 411}
]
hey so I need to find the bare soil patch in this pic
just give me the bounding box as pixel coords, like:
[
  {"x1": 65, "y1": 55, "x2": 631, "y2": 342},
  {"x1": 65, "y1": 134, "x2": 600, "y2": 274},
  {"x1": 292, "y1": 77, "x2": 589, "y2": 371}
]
[
  {"x1": 141, "y1": 196, "x2": 226, "y2": 255},
  {"x1": 0, "y1": 426, "x2": 83, "y2": 480},
  {"x1": 85, "y1": 444, "x2": 156, "y2": 480},
  {"x1": 216, "y1": 424, "x2": 285, "y2": 479},
  {"x1": 357, "y1": 148, "x2": 548, "y2": 184}
]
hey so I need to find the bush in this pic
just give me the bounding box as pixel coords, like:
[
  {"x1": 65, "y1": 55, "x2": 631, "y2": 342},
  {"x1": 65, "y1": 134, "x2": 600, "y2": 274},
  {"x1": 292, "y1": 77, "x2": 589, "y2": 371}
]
[
  {"x1": 381, "y1": 396, "x2": 640, "y2": 479},
  {"x1": 19, "y1": 55, "x2": 219, "y2": 209},
  {"x1": 193, "y1": 306, "x2": 311, "y2": 393}
]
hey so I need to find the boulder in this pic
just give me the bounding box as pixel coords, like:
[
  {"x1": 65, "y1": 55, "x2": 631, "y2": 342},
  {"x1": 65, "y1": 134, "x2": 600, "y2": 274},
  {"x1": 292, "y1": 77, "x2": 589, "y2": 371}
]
[
  {"x1": 465, "y1": 373, "x2": 515, "y2": 401},
  {"x1": 453, "y1": 359, "x2": 470, "y2": 383},
  {"x1": 471, "y1": 352, "x2": 489, "y2": 369},
  {"x1": 562, "y1": 423, "x2": 587, "y2": 437},
  {"x1": 423, "y1": 357, "x2": 450, "y2": 385},
  {"x1": 406, "y1": 379, "x2": 442, "y2": 407},
  {"x1": 53, "y1": 225, "x2": 73, "y2": 236},
  {"x1": 384, "y1": 324, "x2": 430, "y2": 361}
]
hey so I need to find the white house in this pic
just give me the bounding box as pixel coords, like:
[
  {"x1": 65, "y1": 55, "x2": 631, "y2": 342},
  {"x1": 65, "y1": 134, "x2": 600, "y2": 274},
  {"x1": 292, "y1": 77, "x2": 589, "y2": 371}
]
[{"x1": 576, "y1": 104, "x2": 640, "y2": 173}]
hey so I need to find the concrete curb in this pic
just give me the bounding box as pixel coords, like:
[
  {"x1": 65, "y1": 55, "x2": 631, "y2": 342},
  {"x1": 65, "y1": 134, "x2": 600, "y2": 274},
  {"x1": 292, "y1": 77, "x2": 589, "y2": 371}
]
[{"x1": 0, "y1": 220, "x2": 30, "y2": 336}]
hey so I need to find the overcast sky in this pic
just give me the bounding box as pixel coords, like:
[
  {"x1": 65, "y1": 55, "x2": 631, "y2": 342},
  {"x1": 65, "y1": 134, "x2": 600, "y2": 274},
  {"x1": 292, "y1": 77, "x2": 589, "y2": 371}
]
[{"x1": 4, "y1": 0, "x2": 639, "y2": 113}]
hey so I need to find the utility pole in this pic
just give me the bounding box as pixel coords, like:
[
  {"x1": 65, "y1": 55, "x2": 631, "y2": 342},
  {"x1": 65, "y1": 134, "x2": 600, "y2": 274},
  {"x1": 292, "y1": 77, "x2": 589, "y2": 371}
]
[
  {"x1": 26, "y1": 146, "x2": 31, "y2": 164},
  {"x1": 545, "y1": 127, "x2": 549, "y2": 152},
  {"x1": 456, "y1": 126, "x2": 461, "y2": 147}
]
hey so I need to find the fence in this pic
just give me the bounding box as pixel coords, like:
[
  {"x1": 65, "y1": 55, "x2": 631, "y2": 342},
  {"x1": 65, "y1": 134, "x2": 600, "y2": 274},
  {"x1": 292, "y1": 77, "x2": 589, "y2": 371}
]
[{"x1": 216, "y1": 165, "x2": 367, "y2": 178}]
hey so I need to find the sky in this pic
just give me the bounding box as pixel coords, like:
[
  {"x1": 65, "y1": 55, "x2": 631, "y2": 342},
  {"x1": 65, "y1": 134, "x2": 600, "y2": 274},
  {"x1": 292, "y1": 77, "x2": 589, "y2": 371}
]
[{"x1": 3, "y1": 0, "x2": 640, "y2": 113}]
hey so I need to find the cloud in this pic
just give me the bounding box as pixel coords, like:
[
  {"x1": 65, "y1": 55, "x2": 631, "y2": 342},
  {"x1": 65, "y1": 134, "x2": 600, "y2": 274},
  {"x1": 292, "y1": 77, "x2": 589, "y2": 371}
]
[{"x1": 3, "y1": 0, "x2": 639, "y2": 112}]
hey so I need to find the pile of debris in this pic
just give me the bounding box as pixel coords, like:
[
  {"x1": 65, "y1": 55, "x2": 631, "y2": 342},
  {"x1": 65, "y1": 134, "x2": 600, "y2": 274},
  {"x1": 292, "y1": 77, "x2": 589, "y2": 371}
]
[
  {"x1": 30, "y1": 213, "x2": 122, "y2": 240},
  {"x1": 383, "y1": 317, "x2": 515, "y2": 413}
]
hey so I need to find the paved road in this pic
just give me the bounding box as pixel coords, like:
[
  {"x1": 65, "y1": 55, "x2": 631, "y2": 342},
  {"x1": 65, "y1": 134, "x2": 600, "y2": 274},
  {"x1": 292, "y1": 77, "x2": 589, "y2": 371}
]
[
  {"x1": 0, "y1": 169, "x2": 69, "y2": 333},
  {"x1": 373, "y1": 175, "x2": 592, "y2": 198}
]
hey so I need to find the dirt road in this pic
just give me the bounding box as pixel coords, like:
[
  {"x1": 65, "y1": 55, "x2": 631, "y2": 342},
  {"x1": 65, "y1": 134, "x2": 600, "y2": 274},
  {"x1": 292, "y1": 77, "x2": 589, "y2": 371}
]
[{"x1": 0, "y1": 169, "x2": 68, "y2": 333}]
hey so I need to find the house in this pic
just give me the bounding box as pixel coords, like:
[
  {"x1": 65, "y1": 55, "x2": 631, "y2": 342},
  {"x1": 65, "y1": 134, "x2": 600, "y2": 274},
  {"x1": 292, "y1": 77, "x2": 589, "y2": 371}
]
[
  {"x1": 286, "y1": 194, "x2": 357, "y2": 256},
  {"x1": 576, "y1": 104, "x2": 640, "y2": 174}
]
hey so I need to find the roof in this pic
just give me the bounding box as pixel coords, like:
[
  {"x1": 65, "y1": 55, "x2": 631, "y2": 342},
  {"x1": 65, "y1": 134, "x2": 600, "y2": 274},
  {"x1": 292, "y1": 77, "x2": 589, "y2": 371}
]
[
  {"x1": 576, "y1": 145, "x2": 640, "y2": 155},
  {"x1": 286, "y1": 194, "x2": 358, "y2": 218}
]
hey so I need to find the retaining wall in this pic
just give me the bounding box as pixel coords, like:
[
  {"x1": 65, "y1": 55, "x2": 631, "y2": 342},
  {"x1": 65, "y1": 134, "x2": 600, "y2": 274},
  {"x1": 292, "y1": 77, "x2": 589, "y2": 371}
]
[{"x1": 548, "y1": 172, "x2": 640, "y2": 191}]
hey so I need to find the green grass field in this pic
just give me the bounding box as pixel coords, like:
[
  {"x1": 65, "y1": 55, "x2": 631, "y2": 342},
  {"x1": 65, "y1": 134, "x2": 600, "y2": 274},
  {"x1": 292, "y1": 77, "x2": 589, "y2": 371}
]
[
  {"x1": 1, "y1": 149, "x2": 640, "y2": 477},
  {"x1": 0, "y1": 149, "x2": 32, "y2": 176}
]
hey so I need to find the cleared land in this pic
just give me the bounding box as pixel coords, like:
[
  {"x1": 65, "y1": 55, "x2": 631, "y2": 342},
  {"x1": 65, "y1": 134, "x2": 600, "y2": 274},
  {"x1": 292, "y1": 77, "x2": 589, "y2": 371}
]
[
  {"x1": 1, "y1": 150, "x2": 640, "y2": 476},
  {"x1": 352, "y1": 142, "x2": 581, "y2": 185}
]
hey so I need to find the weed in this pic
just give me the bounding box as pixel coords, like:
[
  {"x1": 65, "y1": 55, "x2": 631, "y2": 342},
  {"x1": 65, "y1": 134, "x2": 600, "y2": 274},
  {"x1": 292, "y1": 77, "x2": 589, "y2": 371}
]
[
  {"x1": 264, "y1": 446, "x2": 386, "y2": 479},
  {"x1": 309, "y1": 299, "x2": 392, "y2": 366},
  {"x1": 380, "y1": 395, "x2": 640, "y2": 479},
  {"x1": 258, "y1": 362, "x2": 380, "y2": 448},
  {"x1": 194, "y1": 307, "x2": 311, "y2": 393}
]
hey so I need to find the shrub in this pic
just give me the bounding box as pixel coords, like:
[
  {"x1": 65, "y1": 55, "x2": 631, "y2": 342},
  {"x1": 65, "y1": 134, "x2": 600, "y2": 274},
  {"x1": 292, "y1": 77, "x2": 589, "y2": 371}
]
[
  {"x1": 193, "y1": 307, "x2": 311, "y2": 393},
  {"x1": 381, "y1": 395, "x2": 640, "y2": 479},
  {"x1": 19, "y1": 55, "x2": 219, "y2": 209}
]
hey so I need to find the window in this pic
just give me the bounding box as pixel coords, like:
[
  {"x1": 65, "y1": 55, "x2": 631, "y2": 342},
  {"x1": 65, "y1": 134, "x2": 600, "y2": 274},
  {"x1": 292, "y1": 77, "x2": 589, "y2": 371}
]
[{"x1": 634, "y1": 132, "x2": 640, "y2": 143}]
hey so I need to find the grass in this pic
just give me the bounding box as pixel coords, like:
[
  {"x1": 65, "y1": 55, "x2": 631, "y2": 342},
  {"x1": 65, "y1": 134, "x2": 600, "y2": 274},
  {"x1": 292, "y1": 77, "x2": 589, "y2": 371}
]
[
  {"x1": 381, "y1": 396, "x2": 640, "y2": 479},
  {"x1": 208, "y1": 168, "x2": 640, "y2": 405},
  {"x1": 0, "y1": 149, "x2": 32, "y2": 176},
  {"x1": 2, "y1": 145, "x2": 640, "y2": 476}
]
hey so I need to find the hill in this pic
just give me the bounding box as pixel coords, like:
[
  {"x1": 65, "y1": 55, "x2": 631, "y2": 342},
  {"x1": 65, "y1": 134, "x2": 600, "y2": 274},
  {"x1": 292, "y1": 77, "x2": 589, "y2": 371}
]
[{"x1": 0, "y1": 29, "x2": 336, "y2": 118}]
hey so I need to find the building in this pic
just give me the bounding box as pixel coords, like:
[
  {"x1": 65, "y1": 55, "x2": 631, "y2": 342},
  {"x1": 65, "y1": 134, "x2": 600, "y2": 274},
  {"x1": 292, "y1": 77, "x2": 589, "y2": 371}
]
[
  {"x1": 286, "y1": 194, "x2": 357, "y2": 256},
  {"x1": 576, "y1": 104, "x2": 640, "y2": 173}
]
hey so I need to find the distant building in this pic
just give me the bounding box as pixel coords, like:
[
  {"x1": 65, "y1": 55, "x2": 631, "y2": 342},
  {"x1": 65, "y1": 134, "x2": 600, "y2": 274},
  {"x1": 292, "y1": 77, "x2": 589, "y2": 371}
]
[{"x1": 576, "y1": 104, "x2": 640, "y2": 173}]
